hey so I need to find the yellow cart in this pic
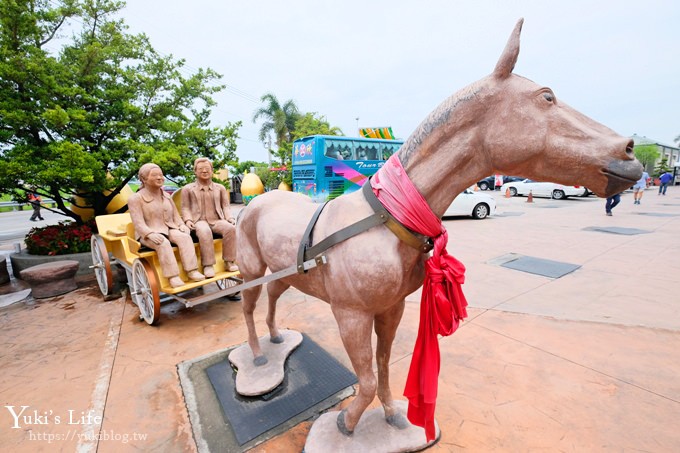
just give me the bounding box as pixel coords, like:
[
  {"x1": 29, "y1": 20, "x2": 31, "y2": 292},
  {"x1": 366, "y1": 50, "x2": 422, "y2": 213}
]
[
  {"x1": 90, "y1": 213, "x2": 327, "y2": 325},
  {"x1": 90, "y1": 213, "x2": 243, "y2": 325}
]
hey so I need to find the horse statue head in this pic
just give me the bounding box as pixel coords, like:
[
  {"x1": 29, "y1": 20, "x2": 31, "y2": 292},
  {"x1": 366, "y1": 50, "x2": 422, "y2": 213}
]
[{"x1": 400, "y1": 19, "x2": 642, "y2": 215}]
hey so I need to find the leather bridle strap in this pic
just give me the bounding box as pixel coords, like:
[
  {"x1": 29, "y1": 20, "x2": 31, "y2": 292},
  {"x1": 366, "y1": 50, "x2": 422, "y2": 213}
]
[
  {"x1": 361, "y1": 180, "x2": 433, "y2": 254},
  {"x1": 296, "y1": 181, "x2": 433, "y2": 274}
]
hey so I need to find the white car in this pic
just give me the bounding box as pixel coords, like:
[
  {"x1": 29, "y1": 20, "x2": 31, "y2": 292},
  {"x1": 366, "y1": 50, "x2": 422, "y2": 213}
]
[
  {"x1": 443, "y1": 189, "x2": 496, "y2": 219},
  {"x1": 500, "y1": 179, "x2": 587, "y2": 199}
]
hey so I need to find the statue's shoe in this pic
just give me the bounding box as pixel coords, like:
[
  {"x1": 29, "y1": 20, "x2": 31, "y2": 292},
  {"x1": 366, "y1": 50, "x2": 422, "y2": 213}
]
[
  {"x1": 169, "y1": 276, "x2": 185, "y2": 288},
  {"x1": 187, "y1": 270, "x2": 205, "y2": 281},
  {"x1": 203, "y1": 265, "x2": 215, "y2": 278}
]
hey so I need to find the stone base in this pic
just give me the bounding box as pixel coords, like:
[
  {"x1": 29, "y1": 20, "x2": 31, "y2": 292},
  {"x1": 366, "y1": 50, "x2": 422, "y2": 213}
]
[
  {"x1": 20, "y1": 260, "x2": 79, "y2": 299},
  {"x1": 11, "y1": 250, "x2": 92, "y2": 278},
  {"x1": 227, "y1": 329, "x2": 303, "y2": 396},
  {"x1": 0, "y1": 258, "x2": 9, "y2": 285},
  {"x1": 305, "y1": 400, "x2": 440, "y2": 453}
]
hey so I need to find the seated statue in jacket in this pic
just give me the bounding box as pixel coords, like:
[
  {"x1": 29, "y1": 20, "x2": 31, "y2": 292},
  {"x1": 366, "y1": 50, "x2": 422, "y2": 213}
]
[
  {"x1": 181, "y1": 157, "x2": 238, "y2": 277},
  {"x1": 128, "y1": 163, "x2": 205, "y2": 288}
]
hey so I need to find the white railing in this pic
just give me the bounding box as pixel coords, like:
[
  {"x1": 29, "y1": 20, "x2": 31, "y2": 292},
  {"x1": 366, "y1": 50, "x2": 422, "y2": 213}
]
[{"x1": 0, "y1": 199, "x2": 57, "y2": 211}]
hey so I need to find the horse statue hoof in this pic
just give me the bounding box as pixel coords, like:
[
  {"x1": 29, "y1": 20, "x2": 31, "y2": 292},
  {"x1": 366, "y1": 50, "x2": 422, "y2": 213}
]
[
  {"x1": 228, "y1": 330, "x2": 303, "y2": 396},
  {"x1": 270, "y1": 334, "x2": 284, "y2": 344},
  {"x1": 336, "y1": 409, "x2": 353, "y2": 436},
  {"x1": 306, "y1": 401, "x2": 439, "y2": 451},
  {"x1": 386, "y1": 412, "x2": 410, "y2": 430},
  {"x1": 253, "y1": 355, "x2": 268, "y2": 366}
]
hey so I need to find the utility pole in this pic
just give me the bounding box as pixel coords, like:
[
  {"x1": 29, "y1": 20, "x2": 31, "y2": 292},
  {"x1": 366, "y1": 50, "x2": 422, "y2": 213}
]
[{"x1": 263, "y1": 137, "x2": 272, "y2": 167}]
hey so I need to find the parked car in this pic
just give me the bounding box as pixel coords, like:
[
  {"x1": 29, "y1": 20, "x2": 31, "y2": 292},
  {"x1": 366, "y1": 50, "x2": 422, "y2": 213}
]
[
  {"x1": 443, "y1": 189, "x2": 496, "y2": 219},
  {"x1": 477, "y1": 175, "x2": 524, "y2": 191},
  {"x1": 500, "y1": 179, "x2": 587, "y2": 199}
]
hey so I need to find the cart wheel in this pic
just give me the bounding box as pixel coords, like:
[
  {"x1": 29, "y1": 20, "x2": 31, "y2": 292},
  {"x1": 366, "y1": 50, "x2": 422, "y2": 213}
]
[
  {"x1": 216, "y1": 277, "x2": 242, "y2": 300},
  {"x1": 131, "y1": 259, "x2": 160, "y2": 325},
  {"x1": 216, "y1": 277, "x2": 238, "y2": 291},
  {"x1": 90, "y1": 234, "x2": 113, "y2": 296}
]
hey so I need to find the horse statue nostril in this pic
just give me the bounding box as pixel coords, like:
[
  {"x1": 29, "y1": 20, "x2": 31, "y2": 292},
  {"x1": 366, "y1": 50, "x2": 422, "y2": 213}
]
[{"x1": 625, "y1": 140, "x2": 635, "y2": 156}]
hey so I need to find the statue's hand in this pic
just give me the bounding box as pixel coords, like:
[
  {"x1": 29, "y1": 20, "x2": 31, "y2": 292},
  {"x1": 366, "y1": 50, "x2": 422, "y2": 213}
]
[
  {"x1": 227, "y1": 217, "x2": 236, "y2": 225},
  {"x1": 178, "y1": 224, "x2": 189, "y2": 234},
  {"x1": 185, "y1": 220, "x2": 195, "y2": 230},
  {"x1": 147, "y1": 233, "x2": 164, "y2": 245}
]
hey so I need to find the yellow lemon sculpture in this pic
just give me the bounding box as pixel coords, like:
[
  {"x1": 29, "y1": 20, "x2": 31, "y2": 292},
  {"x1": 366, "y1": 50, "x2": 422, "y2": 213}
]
[
  {"x1": 71, "y1": 184, "x2": 134, "y2": 221},
  {"x1": 241, "y1": 172, "x2": 265, "y2": 205}
]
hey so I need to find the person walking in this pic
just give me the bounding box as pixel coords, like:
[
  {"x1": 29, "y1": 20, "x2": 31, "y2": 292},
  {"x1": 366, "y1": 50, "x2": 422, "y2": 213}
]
[
  {"x1": 633, "y1": 170, "x2": 649, "y2": 205},
  {"x1": 28, "y1": 191, "x2": 44, "y2": 221},
  {"x1": 658, "y1": 171, "x2": 673, "y2": 195},
  {"x1": 605, "y1": 192, "x2": 621, "y2": 216}
]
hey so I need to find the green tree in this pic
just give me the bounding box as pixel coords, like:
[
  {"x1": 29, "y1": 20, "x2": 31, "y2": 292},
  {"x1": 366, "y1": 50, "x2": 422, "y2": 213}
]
[
  {"x1": 0, "y1": 0, "x2": 240, "y2": 223},
  {"x1": 291, "y1": 112, "x2": 343, "y2": 140},
  {"x1": 653, "y1": 159, "x2": 672, "y2": 177},
  {"x1": 270, "y1": 112, "x2": 344, "y2": 187},
  {"x1": 231, "y1": 160, "x2": 268, "y2": 176},
  {"x1": 252, "y1": 92, "x2": 299, "y2": 150},
  {"x1": 633, "y1": 145, "x2": 660, "y2": 172}
]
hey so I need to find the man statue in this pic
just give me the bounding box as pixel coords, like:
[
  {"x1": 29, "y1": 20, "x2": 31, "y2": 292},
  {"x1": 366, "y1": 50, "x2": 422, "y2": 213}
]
[{"x1": 181, "y1": 158, "x2": 238, "y2": 277}]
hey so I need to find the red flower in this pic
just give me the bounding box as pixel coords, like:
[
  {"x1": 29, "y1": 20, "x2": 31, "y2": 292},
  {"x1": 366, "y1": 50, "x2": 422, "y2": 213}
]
[{"x1": 25, "y1": 220, "x2": 97, "y2": 256}]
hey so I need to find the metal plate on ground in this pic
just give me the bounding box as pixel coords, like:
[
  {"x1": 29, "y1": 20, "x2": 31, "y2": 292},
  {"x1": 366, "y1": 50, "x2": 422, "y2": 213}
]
[
  {"x1": 636, "y1": 212, "x2": 679, "y2": 217},
  {"x1": 500, "y1": 255, "x2": 580, "y2": 278},
  {"x1": 178, "y1": 334, "x2": 356, "y2": 452},
  {"x1": 202, "y1": 334, "x2": 356, "y2": 448},
  {"x1": 583, "y1": 226, "x2": 651, "y2": 235}
]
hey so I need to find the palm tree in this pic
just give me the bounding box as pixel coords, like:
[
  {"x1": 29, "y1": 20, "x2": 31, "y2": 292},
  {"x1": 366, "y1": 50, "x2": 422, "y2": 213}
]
[{"x1": 252, "y1": 93, "x2": 300, "y2": 148}]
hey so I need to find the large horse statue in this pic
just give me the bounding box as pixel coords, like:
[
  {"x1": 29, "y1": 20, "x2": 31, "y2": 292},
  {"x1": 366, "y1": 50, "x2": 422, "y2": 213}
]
[{"x1": 236, "y1": 18, "x2": 642, "y2": 439}]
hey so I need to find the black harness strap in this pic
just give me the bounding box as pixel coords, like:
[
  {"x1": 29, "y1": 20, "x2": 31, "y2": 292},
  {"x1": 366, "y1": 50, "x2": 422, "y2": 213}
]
[
  {"x1": 296, "y1": 201, "x2": 329, "y2": 273},
  {"x1": 295, "y1": 181, "x2": 433, "y2": 274}
]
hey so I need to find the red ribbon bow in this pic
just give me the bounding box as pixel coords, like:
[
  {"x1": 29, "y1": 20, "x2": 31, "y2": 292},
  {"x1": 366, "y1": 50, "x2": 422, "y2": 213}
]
[{"x1": 372, "y1": 155, "x2": 468, "y2": 441}]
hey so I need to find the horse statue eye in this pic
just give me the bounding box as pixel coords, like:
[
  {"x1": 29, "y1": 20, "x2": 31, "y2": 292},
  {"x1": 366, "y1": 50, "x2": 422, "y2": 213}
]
[{"x1": 543, "y1": 92, "x2": 554, "y2": 102}]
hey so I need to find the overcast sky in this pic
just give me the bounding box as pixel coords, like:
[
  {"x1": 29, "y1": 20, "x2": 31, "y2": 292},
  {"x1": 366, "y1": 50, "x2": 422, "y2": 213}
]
[{"x1": 120, "y1": 0, "x2": 679, "y2": 163}]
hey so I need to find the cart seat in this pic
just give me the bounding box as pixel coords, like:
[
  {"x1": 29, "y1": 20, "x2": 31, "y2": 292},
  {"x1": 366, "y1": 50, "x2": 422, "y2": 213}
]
[{"x1": 124, "y1": 223, "x2": 157, "y2": 255}]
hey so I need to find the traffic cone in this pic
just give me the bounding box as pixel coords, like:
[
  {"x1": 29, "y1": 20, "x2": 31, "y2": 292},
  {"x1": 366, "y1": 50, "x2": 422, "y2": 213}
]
[
  {"x1": 527, "y1": 190, "x2": 534, "y2": 203},
  {"x1": 505, "y1": 188, "x2": 511, "y2": 198},
  {"x1": 473, "y1": 185, "x2": 479, "y2": 191}
]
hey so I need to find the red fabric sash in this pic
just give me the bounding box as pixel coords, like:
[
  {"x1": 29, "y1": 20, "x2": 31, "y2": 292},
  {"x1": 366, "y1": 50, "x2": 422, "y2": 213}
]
[{"x1": 372, "y1": 155, "x2": 468, "y2": 441}]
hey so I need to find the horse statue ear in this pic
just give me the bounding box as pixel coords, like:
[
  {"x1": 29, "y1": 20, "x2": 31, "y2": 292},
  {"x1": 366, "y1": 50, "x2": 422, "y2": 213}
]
[{"x1": 493, "y1": 18, "x2": 524, "y2": 79}]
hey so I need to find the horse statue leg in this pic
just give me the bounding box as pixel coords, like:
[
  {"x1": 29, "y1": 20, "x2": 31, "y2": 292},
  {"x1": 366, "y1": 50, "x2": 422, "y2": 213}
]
[
  {"x1": 375, "y1": 299, "x2": 410, "y2": 429},
  {"x1": 265, "y1": 279, "x2": 289, "y2": 344},
  {"x1": 241, "y1": 285, "x2": 268, "y2": 366},
  {"x1": 332, "y1": 305, "x2": 378, "y2": 435},
  {"x1": 240, "y1": 274, "x2": 289, "y2": 366}
]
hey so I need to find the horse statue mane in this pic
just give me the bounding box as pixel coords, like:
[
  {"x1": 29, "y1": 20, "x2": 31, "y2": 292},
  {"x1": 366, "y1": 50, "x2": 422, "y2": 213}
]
[{"x1": 236, "y1": 18, "x2": 642, "y2": 447}]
